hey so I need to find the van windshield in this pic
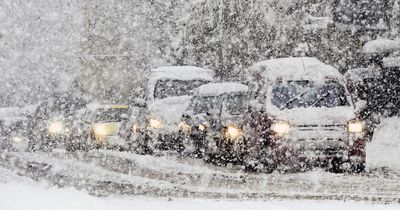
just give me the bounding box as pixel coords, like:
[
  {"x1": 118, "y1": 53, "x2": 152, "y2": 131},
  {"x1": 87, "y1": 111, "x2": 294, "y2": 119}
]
[
  {"x1": 272, "y1": 80, "x2": 349, "y2": 109},
  {"x1": 154, "y1": 80, "x2": 209, "y2": 100},
  {"x1": 224, "y1": 93, "x2": 247, "y2": 115}
]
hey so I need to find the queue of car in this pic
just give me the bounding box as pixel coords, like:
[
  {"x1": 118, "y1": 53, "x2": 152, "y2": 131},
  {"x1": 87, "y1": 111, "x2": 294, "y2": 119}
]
[{"x1": 0, "y1": 58, "x2": 371, "y2": 173}]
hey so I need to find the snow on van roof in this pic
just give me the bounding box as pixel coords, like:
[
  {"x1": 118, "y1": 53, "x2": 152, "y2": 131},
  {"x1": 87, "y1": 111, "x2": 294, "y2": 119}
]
[
  {"x1": 86, "y1": 102, "x2": 129, "y2": 111},
  {"x1": 196, "y1": 82, "x2": 248, "y2": 96},
  {"x1": 363, "y1": 39, "x2": 400, "y2": 54},
  {"x1": 150, "y1": 66, "x2": 214, "y2": 82},
  {"x1": 249, "y1": 57, "x2": 343, "y2": 82}
]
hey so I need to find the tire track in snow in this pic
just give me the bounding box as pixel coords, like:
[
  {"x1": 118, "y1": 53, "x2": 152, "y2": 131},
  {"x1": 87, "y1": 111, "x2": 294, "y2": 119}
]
[{"x1": 2, "y1": 150, "x2": 400, "y2": 203}]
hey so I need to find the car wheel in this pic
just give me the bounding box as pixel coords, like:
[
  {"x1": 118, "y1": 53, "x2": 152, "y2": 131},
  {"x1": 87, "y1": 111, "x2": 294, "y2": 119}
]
[
  {"x1": 328, "y1": 157, "x2": 344, "y2": 173},
  {"x1": 175, "y1": 135, "x2": 186, "y2": 155},
  {"x1": 350, "y1": 161, "x2": 366, "y2": 173}
]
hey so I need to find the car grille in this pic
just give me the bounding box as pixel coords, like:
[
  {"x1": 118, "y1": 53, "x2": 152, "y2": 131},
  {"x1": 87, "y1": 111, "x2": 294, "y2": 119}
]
[{"x1": 292, "y1": 124, "x2": 347, "y2": 140}]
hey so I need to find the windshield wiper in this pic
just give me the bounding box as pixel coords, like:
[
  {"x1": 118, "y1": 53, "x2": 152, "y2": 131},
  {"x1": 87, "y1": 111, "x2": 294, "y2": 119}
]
[
  {"x1": 310, "y1": 92, "x2": 330, "y2": 108},
  {"x1": 280, "y1": 91, "x2": 309, "y2": 110}
]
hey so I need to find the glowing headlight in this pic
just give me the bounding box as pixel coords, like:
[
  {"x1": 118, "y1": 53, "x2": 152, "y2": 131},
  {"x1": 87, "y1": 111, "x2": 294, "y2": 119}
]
[
  {"x1": 132, "y1": 124, "x2": 140, "y2": 133},
  {"x1": 93, "y1": 124, "x2": 109, "y2": 137},
  {"x1": 12, "y1": 136, "x2": 23, "y2": 143},
  {"x1": 48, "y1": 121, "x2": 64, "y2": 134},
  {"x1": 348, "y1": 121, "x2": 364, "y2": 133},
  {"x1": 149, "y1": 119, "x2": 163, "y2": 129},
  {"x1": 178, "y1": 122, "x2": 191, "y2": 134},
  {"x1": 271, "y1": 121, "x2": 291, "y2": 136},
  {"x1": 198, "y1": 124, "x2": 206, "y2": 132},
  {"x1": 225, "y1": 125, "x2": 242, "y2": 140}
]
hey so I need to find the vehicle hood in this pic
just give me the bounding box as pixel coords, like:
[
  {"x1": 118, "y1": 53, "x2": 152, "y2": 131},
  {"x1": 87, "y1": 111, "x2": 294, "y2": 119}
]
[
  {"x1": 183, "y1": 113, "x2": 208, "y2": 126},
  {"x1": 269, "y1": 106, "x2": 356, "y2": 125},
  {"x1": 148, "y1": 96, "x2": 192, "y2": 127}
]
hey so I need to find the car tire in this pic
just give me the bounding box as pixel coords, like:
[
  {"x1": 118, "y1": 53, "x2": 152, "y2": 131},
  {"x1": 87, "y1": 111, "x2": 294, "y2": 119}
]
[
  {"x1": 350, "y1": 161, "x2": 366, "y2": 173},
  {"x1": 328, "y1": 157, "x2": 345, "y2": 173}
]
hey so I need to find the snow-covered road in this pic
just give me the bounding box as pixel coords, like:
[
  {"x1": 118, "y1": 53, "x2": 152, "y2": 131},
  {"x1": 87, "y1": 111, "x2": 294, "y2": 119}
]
[
  {"x1": 2, "y1": 166, "x2": 399, "y2": 210},
  {"x1": 1, "y1": 150, "x2": 400, "y2": 206},
  {"x1": 1, "y1": 171, "x2": 399, "y2": 210}
]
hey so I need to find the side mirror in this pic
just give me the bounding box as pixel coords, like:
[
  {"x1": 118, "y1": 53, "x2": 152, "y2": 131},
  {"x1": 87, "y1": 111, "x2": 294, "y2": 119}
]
[
  {"x1": 249, "y1": 100, "x2": 264, "y2": 112},
  {"x1": 354, "y1": 100, "x2": 367, "y2": 112},
  {"x1": 206, "y1": 109, "x2": 218, "y2": 117},
  {"x1": 133, "y1": 98, "x2": 147, "y2": 108},
  {"x1": 181, "y1": 112, "x2": 191, "y2": 119}
]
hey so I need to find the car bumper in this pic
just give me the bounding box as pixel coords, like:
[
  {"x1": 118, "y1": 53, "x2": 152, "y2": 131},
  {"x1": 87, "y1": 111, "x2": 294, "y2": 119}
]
[
  {"x1": 205, "y1": 132, "x2": 246, "y2": 160},
  {"x1": 90, "y1": 135, "x2": 128, "y2": 147},
  {"x1": 263, "y1": 135, "x2": 366, "y2": 165},
  {"x1": 143, "y1": 129, "x2": 181, "y2": 150}
]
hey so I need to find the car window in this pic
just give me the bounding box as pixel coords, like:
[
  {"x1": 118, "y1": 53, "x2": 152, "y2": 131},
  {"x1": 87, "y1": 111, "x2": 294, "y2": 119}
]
[
  {"x1": 188, "y1": 96, "x2": 219, "y2": 115},
  {"x1": 223, "y1": 93, "x2": 248, "y2": 115},
  {"x1": 154, "y1": 80, "x2": 209, "y2": 100}
]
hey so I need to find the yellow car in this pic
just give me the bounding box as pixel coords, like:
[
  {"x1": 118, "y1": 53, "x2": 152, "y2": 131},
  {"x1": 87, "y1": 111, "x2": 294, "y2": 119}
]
[{"x1": 81, "y1": 104, "x2": 133, "y2": 150}]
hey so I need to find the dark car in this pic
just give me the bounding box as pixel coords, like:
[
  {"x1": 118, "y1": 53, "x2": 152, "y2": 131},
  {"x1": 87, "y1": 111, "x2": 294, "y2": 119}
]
[
  {"x1": 178, "y1": 82, "x2": 249, "y2": 159},
  {"x1": 0, "y1": 106, "x2": 36, "y2": 151},
  {"x1": 28, "y1": 93, "x2": 87, "y2": 151}
]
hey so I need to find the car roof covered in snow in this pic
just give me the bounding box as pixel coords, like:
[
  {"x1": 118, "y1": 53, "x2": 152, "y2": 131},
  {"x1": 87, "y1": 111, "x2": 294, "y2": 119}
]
[
  {"x1": 86, "y1": 103, "x2": 129, "y2": 112},
  {"x1": 149, "y1": 66, "x2": 214, "y2": 82},
  {"x1": 195, "y1": 82, "x2": 248, "y2": 97},
  {"x1": 363, "y1": 39, "x2": 400, "y2": 54},
  {"x1": 146, "y1": 66, "x2": 215, "y2": 101},
  {"x1": 248, "y1": 57, "x2": 343, "y2": 83},
  {"x1": 304, "y1": 15, "x2": 333, "y2": 31}
]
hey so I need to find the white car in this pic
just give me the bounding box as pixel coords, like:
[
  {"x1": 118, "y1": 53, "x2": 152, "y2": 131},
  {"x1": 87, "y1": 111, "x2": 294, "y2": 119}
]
[
  {"x1": 239, "y1": 57, "x2": 368, "y2": 173},
  {"x1": 132, "y1": 66, "x2": 215, "y2": 152}
]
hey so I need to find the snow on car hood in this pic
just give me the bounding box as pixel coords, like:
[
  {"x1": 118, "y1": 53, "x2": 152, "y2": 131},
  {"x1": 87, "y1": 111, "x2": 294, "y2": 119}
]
[
  {"x1": 367, "y1": 117, "x2": 400, "y2": 170},
  {"x1": 148, "y1": 96, "x2": 192, "y2": 127},
  {"x1": 268, "y1": 106, "x2": 356, "y2": 125}
]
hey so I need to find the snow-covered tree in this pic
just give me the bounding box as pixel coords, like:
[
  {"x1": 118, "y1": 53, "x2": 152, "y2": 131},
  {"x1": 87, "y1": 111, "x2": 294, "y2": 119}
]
[
  {"x1": 0, "y1": 0, "x2": 83, "y2": 106},
  {"x1": 176, "y1": 0, "x2": 278, "y2": 80},
  {"x1": 79, "y1": 0, "x2": 190, "y2": 103}
]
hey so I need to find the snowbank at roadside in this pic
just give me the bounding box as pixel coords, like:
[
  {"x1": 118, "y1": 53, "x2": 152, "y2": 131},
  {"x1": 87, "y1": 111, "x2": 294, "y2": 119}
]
[
  {"x1": 1, "y1": 167, "x2": 399, "y2": 210},
  {"x1": 367, "y1": 117, "x2": 400, "y2": 170}
]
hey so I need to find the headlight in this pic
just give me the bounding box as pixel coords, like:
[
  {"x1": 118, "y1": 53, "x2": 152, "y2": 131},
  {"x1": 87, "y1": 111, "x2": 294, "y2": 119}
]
[
  {"x1": 132, "y1": 124, "x2": 140, "y2": 133},
  {"x1": 48, "y1": 121, "x2": 64, "y2": 134},
  {"x1": 149, "y1": 119, "x2": 163, "y2": 129},
  {"x1": 224, "y1": 125, "x2": 242, "y2": 140},
  {"x1": 271, "y1": 121, "x2": 291, "y2": 136},
  {"x1": 93, "y1": 124, "x2": 109, "y2": 137},
  {"x1": 178, "y1": 122, "x2": 191, "y2": 134},
  {"x1": 12, "y1": 136, "x2": 23, "y2": 143},
  {"x1": 348, "y1": 121, "x2": 364, "y2": 133},
  {"x1": 198, "y1": 124, "x2": 206, "y2": 132}
]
